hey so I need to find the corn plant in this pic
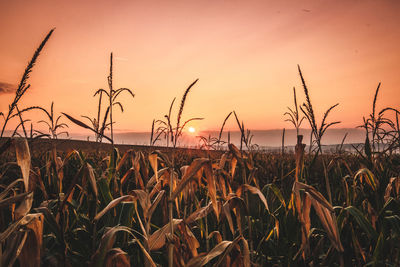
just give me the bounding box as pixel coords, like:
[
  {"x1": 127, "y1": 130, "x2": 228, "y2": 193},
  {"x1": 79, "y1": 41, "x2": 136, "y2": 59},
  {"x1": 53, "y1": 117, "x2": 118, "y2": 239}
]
[
  {"x1": 356, "y1": 83, "x2": 400, "y2": 157},
  {"x1": 34, "y1": 102, "x2": 69, "y2": 139},
  {"x1": 154, "y1": 79, "x2": 203, "y2": 148},
  {"x1": 0, "y1": 138, "x2": 44, "y2": 267},
  {"x1": 216, "y1": 111, "x2": 233, "y2": 149},
  {"x1": 80, "y1": 86, "x2": 112, "y2": 143},
  {"x1": 297, "y1": 65, "x2": 340, "y2": 203},
  {"x1": 1, "y1": 31, "x2": 400, "y2": 267},
  {"x1": 233, "y1": 111, "x2": 258, "y2": 151},
  {"x1": 284, "y1": 87, "x2": 305, "y2": 136},
  {"x1": 149, "y1": 119, "x2": 166, "y2": 146},
  {"x1": 196, "y1": 134, "x2": 219, "y2": 150},
  {"x1": 63, "y1": 53, "x2": 134, "y2": 145},
  {"x1": 0, "y1": 29, "x2": 54, "y2": 138}
]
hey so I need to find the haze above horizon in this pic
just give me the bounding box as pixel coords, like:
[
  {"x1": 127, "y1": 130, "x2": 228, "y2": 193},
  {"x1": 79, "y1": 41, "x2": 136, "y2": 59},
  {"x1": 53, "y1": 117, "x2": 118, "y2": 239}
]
[{"x1": 1, "y1": 0, "x2": 399, "y2": 134}]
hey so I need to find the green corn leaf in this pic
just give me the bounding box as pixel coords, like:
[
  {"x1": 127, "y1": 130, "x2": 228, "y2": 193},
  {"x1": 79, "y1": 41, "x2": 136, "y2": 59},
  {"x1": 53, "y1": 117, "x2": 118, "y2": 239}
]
[{"x1": 345, "y1": 206, "x2": 378, "y2": 240}]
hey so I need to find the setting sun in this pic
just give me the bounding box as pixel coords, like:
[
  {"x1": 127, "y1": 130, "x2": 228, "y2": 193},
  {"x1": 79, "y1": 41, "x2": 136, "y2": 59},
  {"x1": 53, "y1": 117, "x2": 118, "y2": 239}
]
[{"x1": 1, "y1": 1, "x2": 400, "y2": 266}]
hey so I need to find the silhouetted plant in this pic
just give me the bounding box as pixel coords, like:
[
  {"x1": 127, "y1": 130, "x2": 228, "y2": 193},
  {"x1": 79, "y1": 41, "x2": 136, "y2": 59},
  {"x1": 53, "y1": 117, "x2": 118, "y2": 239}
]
[
  {"x1": 12, "y1": 105, "x2": 31, "y2": 138},
  {"x1": 154, "y1": 79, "x2": 203, "y2": 148},
  {"x1": 34, "y1": 102, "x2": 69, "y2": 139},
  {"x1": 353, "y1": 83, "x2": 400, "y2": 160},
  {"x1": 297, "y1": 65, "x2": 340, "y2": 203},
  {"x1": 233, "y1": 111, "x2": 258, "y2": 151},
  {"x1": 298, "y1": 66, "x2": 340, "y2": 155},
  {"x1": 80, "y1": 87, "x2": 112, "y2": 143},
  {"x1": 104, "y1": 53, "x2": 135, "y2": 144},
  {"x1": 64, "y1": 53, "x2": 134, "y2": 144},
  {"x1": 379, "y1": 107, "x2": 400, "y2": 152},
  {"x1": 0, "y1": 29, "x2": 54, "y2": 137},
  {"x1": 217, "y1": 111, "x2": 233, "y2": 149},
  {"x1": 197, "y1": 134, "x2": 219, "y2": 150},
  {"x1": 150, "y1": 119, "x2": 166, "y2": 146},
  {"x1": 284, "y1": 87, "x2": 305, "y2": 136}
]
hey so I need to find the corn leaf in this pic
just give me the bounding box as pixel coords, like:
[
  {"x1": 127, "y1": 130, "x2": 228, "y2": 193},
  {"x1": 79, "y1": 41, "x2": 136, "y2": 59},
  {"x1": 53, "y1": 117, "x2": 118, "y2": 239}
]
[{"x1": 14, "y1": 138, "x2": 31, "y2": 192}]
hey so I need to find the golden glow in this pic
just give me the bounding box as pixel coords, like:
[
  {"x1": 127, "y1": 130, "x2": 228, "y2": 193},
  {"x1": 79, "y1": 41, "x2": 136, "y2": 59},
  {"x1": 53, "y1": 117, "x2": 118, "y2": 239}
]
[
  {"x1": 188, "y1": 127, "x2": 196, "y2": 133},
  {"x1": 0, "y1": 1, "x2": 400, "y2": 133}
]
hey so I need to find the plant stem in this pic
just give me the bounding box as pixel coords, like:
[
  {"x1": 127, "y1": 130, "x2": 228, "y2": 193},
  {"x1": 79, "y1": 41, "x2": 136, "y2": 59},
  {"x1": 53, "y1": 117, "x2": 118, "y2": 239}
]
[
  {"x1": 108, "y1": 53, "x2": 114, "y2": 146},
  {"x1": 168, "y1": 155, "x2": 175, "y2": 267}
]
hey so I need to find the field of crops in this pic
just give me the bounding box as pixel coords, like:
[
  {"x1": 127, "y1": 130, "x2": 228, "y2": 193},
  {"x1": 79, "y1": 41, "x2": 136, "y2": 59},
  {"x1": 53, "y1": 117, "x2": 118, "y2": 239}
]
[
  {"x1": 1, "y1": 29, "x2": 400, "y2": 267},
  {"x1": 1, "y1": 134, "x2": 400, "y2": 267}
]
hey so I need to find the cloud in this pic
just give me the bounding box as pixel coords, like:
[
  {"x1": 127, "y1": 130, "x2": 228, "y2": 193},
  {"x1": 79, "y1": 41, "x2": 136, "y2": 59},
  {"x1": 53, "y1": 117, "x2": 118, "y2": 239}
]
[
  {"x1": 114, "y1": 57, "x2": 128, "y2": 62},
  {"x1": 0, "y1": 82, "x2": 16, "y2": 94}
]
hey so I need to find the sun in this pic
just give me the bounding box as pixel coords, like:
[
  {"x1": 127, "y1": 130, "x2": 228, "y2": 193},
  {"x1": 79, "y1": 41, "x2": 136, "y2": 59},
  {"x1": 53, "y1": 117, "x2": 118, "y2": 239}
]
[{"x1": 188, "y1": 126, "x2": 196, "y2": 133}]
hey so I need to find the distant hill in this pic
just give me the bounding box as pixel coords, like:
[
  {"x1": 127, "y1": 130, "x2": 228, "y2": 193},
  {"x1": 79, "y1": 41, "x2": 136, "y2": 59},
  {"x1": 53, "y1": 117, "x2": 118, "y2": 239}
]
[
  {"x1": 86, "y1": 128, "x2": 365, "y2": 148},
  {"x1": 5, "y1": 128, "x2": 365, "y2": 148}
]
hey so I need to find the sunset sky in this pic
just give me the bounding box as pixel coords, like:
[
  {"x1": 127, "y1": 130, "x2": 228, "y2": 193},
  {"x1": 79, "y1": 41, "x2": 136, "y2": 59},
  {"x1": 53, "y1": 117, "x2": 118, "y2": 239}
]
[{"x1": 1, "y1": 0, "x2": 399, "y2": 135}]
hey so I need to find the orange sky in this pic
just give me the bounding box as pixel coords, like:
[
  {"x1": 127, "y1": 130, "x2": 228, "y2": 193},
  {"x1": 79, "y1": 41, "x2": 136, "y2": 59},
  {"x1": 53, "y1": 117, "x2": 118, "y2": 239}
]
[{"x1": 1, "y1": 0, "x2": 399, "y2": 134}]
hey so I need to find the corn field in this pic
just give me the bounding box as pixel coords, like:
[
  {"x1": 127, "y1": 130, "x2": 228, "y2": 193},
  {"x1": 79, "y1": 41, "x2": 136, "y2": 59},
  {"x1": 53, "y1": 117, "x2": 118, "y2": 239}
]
[{"x1": 1, "y1": 29, "x2": 400, "y2": 267}]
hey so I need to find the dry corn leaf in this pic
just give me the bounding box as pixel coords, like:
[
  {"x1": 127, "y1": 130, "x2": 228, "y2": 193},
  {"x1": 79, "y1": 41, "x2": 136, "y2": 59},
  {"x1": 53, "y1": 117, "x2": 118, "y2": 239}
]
[
  {"x1": 14, "y1": 192, "x2": 33, "y2": 220},
  {"x1": 86, "y1": 163, "x2": 98, "y2": 198},
  {"x1": 219, "y1": 152, "x2": 228, "y2": 169},
  {"x1": 131, "y1": 190, "x2": 151, "y2": 219},
  {"x1": 148, "y1": 219, "x2": 182, "y2": 251},
  {"x1": 222, "y1": 202, "x2": 235, "y2": 235},
  {"x1": 18, "y1": 213, "x2": 44, "y2": 267},
  {"x1": 240, "y1": 237, "x2": 250, "y2": 267},
  {"x1": 275, "y1": 218, "x2": 280, "y2": 238},
  {"x1": 138, "y1": 152, "x2": 149, "y2": 182},
  {"x1": 228, "y1": 143, "x2": 246, "y2": 160},
  {"x1": 14, "y1": 138, "x2": 31, "y2": 192},
  {"x1": 55, "y1": 156, "x2": 63, "y2": 192},
  {"x1": 148, "y1": 153, "x2": 158, "y2": 182},
  {"x1": 355, "y1": 168, "x2": 379, "y2": 191},
  {"x1": 293, "y1": 182, "x2": 332, "y2": 212},
  {"x1": 172, "y1": 158, "x2": 210, "y2": 200},
  {"x1": 178, "y1": 223, "x2": 200, "y2": 257},
  {"x1": 311, "y1": 196, "x2": 343, "y2": 252},
  {"x1": 0, "y1": 214, "x2": 36, "y2": 242},
  {"x1": 94, "y1": 195, "x2": 135, "y2": 221},
  {"x1": 238, "y1": 184, "x2": 269, "y2": 211},
  {"x1": 220, "y1": 178, "x2": 227, "y2": 201},
  {"x1": 293, "y1": 181, "x2": 343, "y2": 252},
  {"x1": 0, "y1": 194, "x2": 30, "y2": 211},
  {"x1": 121, "y1": 168, "x2": 134, "y2": 186},
  {"x1": 0, "y1": 179, "x2": 24, "y2": 201},
  {"x1": 148, "y1": 190, "x2": 165, "y2": 221},
  {"x1": 186, "y1": 240, "x2": 232, "y2": 267},
  {"x1": 213, "y1": 236, "x2": 242, "y2": 267},
  {"x1": 203, "y1": 162, "x2": 219, "y2": 221},
  {"x1": 303, "y1": 193, "x2": 312, "y2": 238},
  {"x1": 230, "y1": 157, "x2": 237, "y2": 180},
  {"x1": 299, "y1": 193, "x2": 312, "y2": 259},
  {"x1": 185, "y1": 202, "x2": 213, "y2": 225},
  {"x1": 385, "y1": 177, "x2": 400, "y2": 202},
  {"x1": 133, "y1": 153, "x2": 145, "y2": 189},
  {"x1": 147, "y1": 167, "x2": 169, "y2": 191},
  {"x1": 180, "y1": 165, "x2": 189, "y2": 176},
  {"x1": 116, "y1": 150, "x2": 133, "y2": 172}
]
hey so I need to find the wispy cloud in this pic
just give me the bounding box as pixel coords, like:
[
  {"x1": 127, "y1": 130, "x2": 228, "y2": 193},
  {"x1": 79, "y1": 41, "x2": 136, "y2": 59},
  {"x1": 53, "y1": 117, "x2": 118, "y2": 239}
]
[
  {"x1": 0, "y1": 82, "x2": 16, "y2": 94},
  {"x1": 115, "y1": 56, "x2": 128, "y2": 62}
]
